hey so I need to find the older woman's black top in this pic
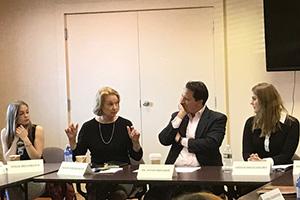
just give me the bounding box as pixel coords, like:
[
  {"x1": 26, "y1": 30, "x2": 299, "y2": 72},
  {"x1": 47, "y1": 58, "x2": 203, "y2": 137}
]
[
  {"x1": 242, "y1": 115, "x2": 299, "y2": 165},
  {"x1": 73, "y1": 117, "x2": 143, "y2": 165}
]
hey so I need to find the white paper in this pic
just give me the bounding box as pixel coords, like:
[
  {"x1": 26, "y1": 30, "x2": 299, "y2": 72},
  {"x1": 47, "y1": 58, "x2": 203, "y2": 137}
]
[
  {"x1": 259, "y1": 188, "x2": 284, "y2": 200},
  {"x1": 272, "y1": 164, "x2": 292, "y2": 171},
  {"x1": 99, "y1": 167, "x2": 123, "y2": 174},
  {"x1": 175, "y1": 167, "x2": 201, "y2": 173}
]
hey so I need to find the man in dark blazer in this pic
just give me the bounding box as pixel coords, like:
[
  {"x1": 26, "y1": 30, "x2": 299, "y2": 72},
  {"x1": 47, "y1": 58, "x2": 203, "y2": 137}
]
[
  {"x1": 159, "y1": 81, "x2": 227, "y2": 166},
  {"x1": 144, "y1": 81, "x2": 227, "y2": 200}
]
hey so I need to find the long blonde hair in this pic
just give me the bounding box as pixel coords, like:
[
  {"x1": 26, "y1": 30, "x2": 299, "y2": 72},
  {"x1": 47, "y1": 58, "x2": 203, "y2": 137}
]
[{"x1": 252, "y1": 83, "x2": 287, "y2": 137}]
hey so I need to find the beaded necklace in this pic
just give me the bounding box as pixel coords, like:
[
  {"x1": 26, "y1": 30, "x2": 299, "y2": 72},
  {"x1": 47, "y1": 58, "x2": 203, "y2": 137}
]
[{"x1": 98, "y1": 121, "x2": 115, "y2": 145}]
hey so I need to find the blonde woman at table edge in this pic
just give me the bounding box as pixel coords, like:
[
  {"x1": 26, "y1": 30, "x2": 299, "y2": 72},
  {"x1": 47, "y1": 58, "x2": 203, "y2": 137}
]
[
  {"x1": 238, "y1": 83, "x2": 300, "y2": 197},
  {"x1": 243, "y1": 83, "x2": 299, "y2": 166},
  {"x1": 0, "y1": 100, "x2": 45, "y2": 200}
]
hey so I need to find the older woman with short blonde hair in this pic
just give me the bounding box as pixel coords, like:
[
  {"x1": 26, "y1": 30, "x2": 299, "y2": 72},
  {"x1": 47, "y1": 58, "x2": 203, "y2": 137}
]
[{"x1": 65, "y1": 86, "x2": 143, "y2": 200}]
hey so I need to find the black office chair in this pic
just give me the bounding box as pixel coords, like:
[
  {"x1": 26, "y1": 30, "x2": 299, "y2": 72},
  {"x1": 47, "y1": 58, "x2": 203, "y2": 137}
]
[
  {"x1": 42, "y1": 147, "x2": 64, "y2": 163},
  {"x1": 127, "y1": 158, "x2": 147, "y2": 199},
  {"x1": 42, "y1": 147, "x2": 76, "y2": 200}
]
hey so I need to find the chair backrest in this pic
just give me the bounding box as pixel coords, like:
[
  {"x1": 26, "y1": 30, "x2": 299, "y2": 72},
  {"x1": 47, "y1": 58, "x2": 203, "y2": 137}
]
[{"x1": 43, "y1": 147, "x2": 64, "y2": 163}]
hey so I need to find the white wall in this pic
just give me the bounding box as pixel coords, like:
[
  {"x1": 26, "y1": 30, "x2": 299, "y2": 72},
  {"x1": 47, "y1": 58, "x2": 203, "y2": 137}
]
[
  {"x1": 0, "y1": 0, "x2": 68, "y2": 153},
  {"x1": 226, "y1": 0, "x2": 300, "y2": 161},
  {"x1": 0, "y1": 0, "x2": 226, "y2": 159},
  {"x1": 0, "y1": 0, "x2": 299, "y2": 162}
]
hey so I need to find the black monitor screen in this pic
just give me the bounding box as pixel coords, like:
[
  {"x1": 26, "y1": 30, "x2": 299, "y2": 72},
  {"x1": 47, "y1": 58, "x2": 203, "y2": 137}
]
[{"x1": 264, "y1": 0, "x2": 300, "y2": 71}]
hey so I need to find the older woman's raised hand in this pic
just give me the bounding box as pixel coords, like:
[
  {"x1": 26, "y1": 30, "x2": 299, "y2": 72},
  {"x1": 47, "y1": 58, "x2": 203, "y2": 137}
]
[
  {"x1": 65, "y1": 123, "x2": 78, "y2": 144},
  {"x1": 127, "y1": 126, "x2": 141, "y2": 152},
  {"x1": 127, "y1": 126, "x2": 140, "y2": 142}
]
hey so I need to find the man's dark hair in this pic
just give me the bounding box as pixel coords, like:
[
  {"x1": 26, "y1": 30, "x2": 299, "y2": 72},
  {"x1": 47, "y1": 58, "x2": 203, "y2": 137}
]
[{"x1": 186, "y1": 81, "x2": 209, "y2": 105}]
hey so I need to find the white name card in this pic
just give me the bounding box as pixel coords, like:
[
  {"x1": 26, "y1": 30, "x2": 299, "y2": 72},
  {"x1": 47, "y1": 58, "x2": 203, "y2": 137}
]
[
  {"x1": 259, "y1": 188, "x2": 284, "y2": 200},
  {"x1": 57, "y1": 162, "x2": 93, "y2": 176},
  {"x1": 7, "y1": 159, "x2": 44, "y2": 174},
  {"x1": 232, "y1": 161, "x2": 270, "y2": 175},
  {"x1": 137, "y1": 164, "x2": 176, "y2": 180},
  {"x1": 293, "y1": 160, "x2": 300, "y2": 175},
  {"x1": 0, "y1": 162, "x2": 6, "y2": 174}
]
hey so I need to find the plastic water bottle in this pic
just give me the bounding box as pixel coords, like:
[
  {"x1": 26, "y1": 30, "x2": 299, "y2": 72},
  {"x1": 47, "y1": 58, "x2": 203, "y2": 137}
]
[
  {"x1": 64, "y1": 144, "x2": 73, "y2": 162},
  {"x1": 223, "y1": 144, "x2": 233, "y2": 171},
  {"x1": 297, "y1": 176, "x2": 300, "y2": 199}
]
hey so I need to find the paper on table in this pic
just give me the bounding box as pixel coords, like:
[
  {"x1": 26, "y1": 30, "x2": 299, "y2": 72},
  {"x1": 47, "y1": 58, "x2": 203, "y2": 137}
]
[
  {"x1": 257, "y1": 185, "x2": 296, "y2": 195},
  {"x1": 175, "y1": 167, "x2": 201, "y2": 173},
  {"x1": 99, "y1": 167, "x2": 123, "y2": 174},
  {"x1": 272, "y1": 164, "x2": 293, "y2": 172}
]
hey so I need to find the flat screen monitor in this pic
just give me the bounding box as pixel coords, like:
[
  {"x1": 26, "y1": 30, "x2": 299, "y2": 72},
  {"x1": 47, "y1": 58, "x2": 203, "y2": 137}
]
[{"x1": 263, "y1": 0, "x2": 300, "y2": 71}]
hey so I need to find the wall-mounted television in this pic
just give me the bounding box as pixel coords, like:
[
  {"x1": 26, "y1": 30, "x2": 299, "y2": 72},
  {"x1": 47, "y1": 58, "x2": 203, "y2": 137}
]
[{"x1": 263, "y1": 0, "x2": 300, "y2": 71}]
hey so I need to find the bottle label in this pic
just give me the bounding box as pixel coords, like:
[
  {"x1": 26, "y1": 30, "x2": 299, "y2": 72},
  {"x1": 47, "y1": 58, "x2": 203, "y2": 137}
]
[
  {"x1": 223, "y1": 153, "x2": 232, "y2": 159},
  {"x1": 64, "y1": 147, "x2": 73, "y2": 162}
]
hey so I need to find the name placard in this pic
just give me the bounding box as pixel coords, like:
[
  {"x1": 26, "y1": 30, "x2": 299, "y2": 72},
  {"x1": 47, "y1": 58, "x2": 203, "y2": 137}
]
[
  {"x1": 293, "y1": 160, "x2": 300, "y2": 175},
  {"x1": 7, "y1": 159, "x2": 44, "y2": 174},
  {"x1": 232, "y1": 161, "x2": 270, "y2": 175},
  {"x1": 57, "y1": 162, "x2": 93, "y2": 176},
  {"x1": 259, "y1": 188, "x2": 284, "y2": 200},
  {"x1": 0, "y1": 162, "x2": 6, "y2": 174},
  {"x1": 137, "y1": 164, "x2": 176, "y2": 180}
]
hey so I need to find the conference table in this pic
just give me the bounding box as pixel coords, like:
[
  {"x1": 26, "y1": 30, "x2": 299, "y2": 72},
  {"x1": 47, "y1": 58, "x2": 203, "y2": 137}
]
[
  {"x1": 33, "y1": 165, "x2": 288, "y2": 199},
  {"x1": 0, "y1": 163, "x2": 60, "y2": 200},
  {"x1": 238, "y1": 169, "x2": 296, "y2": 200}
]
